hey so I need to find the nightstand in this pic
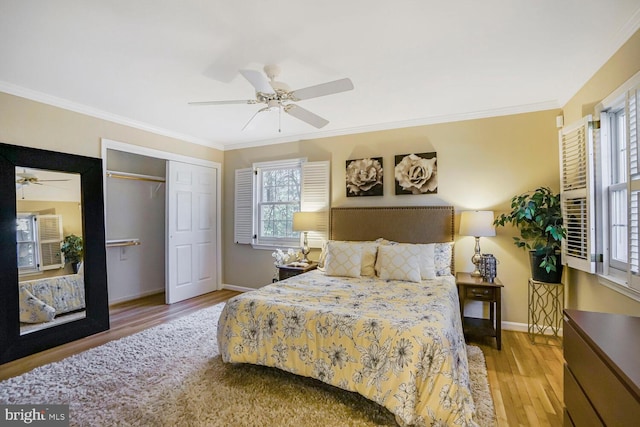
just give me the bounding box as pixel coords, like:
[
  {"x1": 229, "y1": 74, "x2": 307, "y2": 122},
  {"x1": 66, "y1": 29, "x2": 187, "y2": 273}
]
[
  {"x1": 277, "y1": 262, "x2": 318, "y2": 281},
  {"x1": 455, "y1": 272, "x2": 504, "y2": 350}
]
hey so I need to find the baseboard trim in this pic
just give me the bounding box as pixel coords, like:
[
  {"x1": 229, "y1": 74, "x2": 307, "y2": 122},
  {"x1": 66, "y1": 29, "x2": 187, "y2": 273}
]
[
  {"x1": 221, "y1": 284, "x2": 254, "y2": 293},
  {"x1": 109, "y1": 289, "x2": 164, "y2": 306},
  {"x1": 502, "y1": 321, "x2": 563, "y2": 336}
]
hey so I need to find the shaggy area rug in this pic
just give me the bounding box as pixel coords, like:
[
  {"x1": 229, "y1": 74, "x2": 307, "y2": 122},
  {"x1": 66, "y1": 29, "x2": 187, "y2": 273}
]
[{"x1": 0, "y1": 303, "x2": 496, "y2": 426}]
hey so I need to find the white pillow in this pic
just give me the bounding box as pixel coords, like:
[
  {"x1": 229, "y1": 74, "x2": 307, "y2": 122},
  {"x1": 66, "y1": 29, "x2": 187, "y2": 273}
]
[
  {"x1": 319, "y1": 240, "x2": 378, "y2": 276},
  {"x1": 324, "y1": 241, "x2": 363, "y2": 278},
  {"x1": 377, "y1": 245, "x2": 421, "y2": 282},
  {"x1": 435, "y1": 242, "x2": 454, "y2": 276},
  {"x1": 418, "y1": 243, "x2": 436, "y2": 279}
]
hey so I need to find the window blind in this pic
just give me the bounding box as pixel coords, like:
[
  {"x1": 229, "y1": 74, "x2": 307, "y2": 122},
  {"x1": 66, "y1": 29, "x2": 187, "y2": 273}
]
[
  {"x1": 234, "y1": 168, "x2": 253, "y2": 244},
  {"x1": 300, "y1": 161, "x2": 330, "y2": 248},
  {"x1": 559, "y1": 116, "x2": 596, "y2": 273}
]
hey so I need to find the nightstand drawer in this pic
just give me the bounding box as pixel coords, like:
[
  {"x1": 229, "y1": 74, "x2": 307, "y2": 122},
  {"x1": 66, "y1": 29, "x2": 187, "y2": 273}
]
[
  {"x1": 277, "y1": 263, "x2": 318, "y2": 281},
  {"x1": 466, "y1": 286, "x2": 495, "y2": 300}
]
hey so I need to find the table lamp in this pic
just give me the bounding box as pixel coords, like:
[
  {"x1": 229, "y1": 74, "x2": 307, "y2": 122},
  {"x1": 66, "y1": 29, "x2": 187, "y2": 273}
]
[
  {"x1": 293, "y1": 211, "x2": 317, "y2": 263},
  {"x1": 459, "y1": 210, "x2": 496, "y2": 277}
]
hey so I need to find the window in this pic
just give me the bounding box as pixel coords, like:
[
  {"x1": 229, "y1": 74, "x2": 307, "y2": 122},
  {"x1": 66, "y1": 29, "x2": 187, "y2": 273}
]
[
  {"x1": 16, "y1": 214, "x2": 39, "y2": 273},
  {"x1": 234, "y1": 159, "x2": 330, "y2": 249},
  {"x1": 605, "y1": 107, "x2": 627, "y2": 272},
  {"x1": 562, "y1": 71, "x2": 640, "y2": 299},
  {"x1": 255, "y1": 159, "x2": 302, "y2": 247},
  {"x1": 16, "y1": 213, "x2": 64, "y2": 274},
  {"x1": 599, "y1": 76, "x2": 640, "y2": 294}
]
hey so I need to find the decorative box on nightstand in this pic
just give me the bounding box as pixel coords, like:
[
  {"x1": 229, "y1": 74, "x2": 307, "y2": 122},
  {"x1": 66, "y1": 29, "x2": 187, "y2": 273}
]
[
  {"x1": 276, "y1": 262, "x2": 318, "y2": 281},
  {"x1": 455, "y1": 272, "x2": 504, "y2": 350}
]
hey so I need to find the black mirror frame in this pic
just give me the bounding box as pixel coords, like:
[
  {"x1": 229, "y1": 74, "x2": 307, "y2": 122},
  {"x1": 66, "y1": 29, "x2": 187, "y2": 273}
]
[{"x1": 0, "y1": 142, "x2": 109, "y2": 364}]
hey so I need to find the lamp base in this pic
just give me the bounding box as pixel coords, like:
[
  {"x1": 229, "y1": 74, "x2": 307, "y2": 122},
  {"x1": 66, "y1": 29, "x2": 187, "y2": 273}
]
[
  {"x1": 470, "y1": 236, "x2": 483, "y2": 278},
  {"x1": 300, "y1": 231, "x2": 310, "y2": 264}
]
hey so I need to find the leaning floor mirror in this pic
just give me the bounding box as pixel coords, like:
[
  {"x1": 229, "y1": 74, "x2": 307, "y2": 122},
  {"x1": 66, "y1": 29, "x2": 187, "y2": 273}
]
[{"x1": 0, "y1": 142, "x2": 109, "y2": 364}]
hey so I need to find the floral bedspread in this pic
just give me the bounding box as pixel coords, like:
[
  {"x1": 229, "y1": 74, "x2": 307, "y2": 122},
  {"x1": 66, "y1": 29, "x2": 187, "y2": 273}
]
[{"x1": 217, "y1": 270, "x2": 477, "y2": 426}]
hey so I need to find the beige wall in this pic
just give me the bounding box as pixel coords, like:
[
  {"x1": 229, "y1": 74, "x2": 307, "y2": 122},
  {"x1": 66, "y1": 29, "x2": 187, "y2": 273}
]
[
  {"x1": 1, "y1": 92, "x2": 224, "y2": 290},
  {"x1": 561, "y1": 29, "x2": 640, "y2": 316},
  {"x1": 0, "y1": 92, "x2": 223, "y2": 163},
  {"x1": 224, "y1": 109, "x2": 562, "y2": 325}
]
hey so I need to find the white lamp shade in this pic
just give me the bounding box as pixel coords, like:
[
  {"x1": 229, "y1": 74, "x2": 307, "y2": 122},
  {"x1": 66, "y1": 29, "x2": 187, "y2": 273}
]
[
  {"x1": 292, "y1": 211, "x2": 317, "y2": 232},
  {"x1": 459, "y1": 210, "x2": 496, "y2": 237}
]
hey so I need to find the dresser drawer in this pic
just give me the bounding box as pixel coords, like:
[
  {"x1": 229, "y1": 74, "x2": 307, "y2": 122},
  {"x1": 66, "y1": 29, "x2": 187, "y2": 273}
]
[
  {"x1": 563, "y1": 363, "x2": 603, "y2": 427},
  {"x1": 564, "y1": 320, "x2": 640, "y2": 426},
  {"x1": 465, "y1": 286, "x2": 495, "y2": 301}
]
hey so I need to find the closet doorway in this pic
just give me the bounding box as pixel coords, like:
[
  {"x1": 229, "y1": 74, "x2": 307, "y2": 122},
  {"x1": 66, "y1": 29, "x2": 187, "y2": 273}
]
[{"x1": 102, "y1": 139, "x2": 221, "y2": 306}]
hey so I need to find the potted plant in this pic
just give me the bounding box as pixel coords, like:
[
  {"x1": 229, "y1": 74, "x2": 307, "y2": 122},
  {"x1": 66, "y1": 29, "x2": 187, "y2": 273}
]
[
  {"x1": 494, "y1": 187, "x2": 566, "y2": 283},
  {"x1": 61, "y1": 234, "x2": 83, "y2": 273}
]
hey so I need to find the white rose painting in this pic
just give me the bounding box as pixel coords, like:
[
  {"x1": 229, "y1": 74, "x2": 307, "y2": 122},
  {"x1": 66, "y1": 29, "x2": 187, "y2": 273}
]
[
  {"x1": 345, "y1": 157, "x2": 383, "y2": 197},
  {"x1": 394, "y1": 152, "x2": 438, "y2": 195}
]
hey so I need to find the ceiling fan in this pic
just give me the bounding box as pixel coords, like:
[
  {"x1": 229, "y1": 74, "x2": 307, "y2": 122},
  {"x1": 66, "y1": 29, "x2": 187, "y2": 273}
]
[
  {"x1": 189, "y1": 65, "x2": 354, "y2": 131},
  {"x1": 15, "y1": 171, "x2": 70, "y2": 188}
]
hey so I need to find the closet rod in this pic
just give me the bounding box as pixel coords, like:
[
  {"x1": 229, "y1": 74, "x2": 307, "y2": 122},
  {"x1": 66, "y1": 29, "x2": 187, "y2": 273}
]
[
  {"x1": 106, "y1": 170, "x2": 165, "y2": 183},
  {"x1": 106, "y1": 239, "x2": 141, "y2": 248}
]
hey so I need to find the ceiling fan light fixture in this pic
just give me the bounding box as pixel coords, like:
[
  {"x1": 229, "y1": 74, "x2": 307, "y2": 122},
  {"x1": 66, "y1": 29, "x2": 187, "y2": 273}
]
[{"x1": 189, "y1": 64, "x2": 354, "y2": 130}]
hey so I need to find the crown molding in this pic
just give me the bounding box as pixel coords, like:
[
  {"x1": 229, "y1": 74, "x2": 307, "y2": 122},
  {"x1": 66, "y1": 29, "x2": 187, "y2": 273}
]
[
  {"x1": 0, "y1": 82, "x2": 224, "y2": 151},
  {"x1": 224, "y1": 100, "x2": 561, "y2": 151}
]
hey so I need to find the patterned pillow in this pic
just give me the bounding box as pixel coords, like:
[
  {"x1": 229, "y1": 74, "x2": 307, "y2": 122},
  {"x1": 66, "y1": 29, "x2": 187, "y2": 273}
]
[
  {"x1": 319, "y1": 240, "x2": 378, "y2": 276},
  {"x1": 435, "y1": 242, "x2": 454, "y2": 276},
  {"x1": 377, "y1": 245, "x2": 421, "y2": 282},
  {"x1": 374, "y1": 243, "x2": 435, "y2": 279},
  {"x1": 19, "y1": 286, "x2": 56, "y2": 324},
  {"x1": 324, "y1": 241, "x2": 363, "y2": 278}
]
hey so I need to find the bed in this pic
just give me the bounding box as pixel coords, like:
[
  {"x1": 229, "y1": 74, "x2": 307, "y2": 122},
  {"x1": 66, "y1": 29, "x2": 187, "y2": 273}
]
[
  {"x1": 217, "y1": 206, "x2": 477, "y2": 426},
  {"x1": 19, "y1": 273, "x2": 85, "y2": 324}
]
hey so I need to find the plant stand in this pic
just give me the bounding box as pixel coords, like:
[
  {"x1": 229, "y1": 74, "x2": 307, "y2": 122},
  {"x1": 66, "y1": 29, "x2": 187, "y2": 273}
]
[{"x1": 528, "y1": 278, "x2": 563, "y2": 345}]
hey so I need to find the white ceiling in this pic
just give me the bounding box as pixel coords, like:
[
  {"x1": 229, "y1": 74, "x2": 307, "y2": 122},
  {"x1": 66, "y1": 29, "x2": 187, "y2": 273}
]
[
  {"x1": 1, "y1": 1, "x2": 639, "y2": 150},
  {"x1": 15, "y1": 167, "x2": 81, "y2": 202}
]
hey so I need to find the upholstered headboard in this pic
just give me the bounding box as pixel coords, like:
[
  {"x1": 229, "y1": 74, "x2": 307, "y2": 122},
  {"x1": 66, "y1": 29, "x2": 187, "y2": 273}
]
[{"x1": 330, "y1": 206, "x2": 454, "y2": 243}]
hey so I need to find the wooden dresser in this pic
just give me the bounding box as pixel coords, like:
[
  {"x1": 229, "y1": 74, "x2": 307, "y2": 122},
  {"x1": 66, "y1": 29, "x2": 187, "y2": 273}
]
[{"x1": 563, "y1": 309, "x2": 640, "y2": 426}]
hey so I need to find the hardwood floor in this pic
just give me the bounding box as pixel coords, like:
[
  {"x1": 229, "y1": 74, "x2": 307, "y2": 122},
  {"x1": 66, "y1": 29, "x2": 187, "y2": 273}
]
[
  {"x1": 0, "y1": 289, "x2": 564, "y2": 426},
  {"x1": 473, "y1": 333, "x2": 564, "y2": 426}
]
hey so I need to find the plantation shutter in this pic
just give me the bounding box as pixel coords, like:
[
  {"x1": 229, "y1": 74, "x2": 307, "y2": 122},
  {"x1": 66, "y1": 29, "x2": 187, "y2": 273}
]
[
  {"x1": 559, "y1": 116, "x2": 596, "y2": 273},
  {"x1": 36, "y1": 214, "x2": 64, "y2": 270},
  {"x1": 627, "y1": 86, "x2": 640, "y2": 291},
  {"x1": 234, "y1": 168, "x2": 254, "y2": 244},
  {"x1": 300, "y1": 161, "x2": 330, "y2": 248}
]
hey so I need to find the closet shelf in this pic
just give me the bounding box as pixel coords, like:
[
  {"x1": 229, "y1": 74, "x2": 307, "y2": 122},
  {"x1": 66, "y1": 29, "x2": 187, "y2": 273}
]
[
  {"x1": 106, "y1": 170, "x2": 165, "y2": 183},
  {"x1": 106, "y1": 238, "x2": 141, "y2": 248}
]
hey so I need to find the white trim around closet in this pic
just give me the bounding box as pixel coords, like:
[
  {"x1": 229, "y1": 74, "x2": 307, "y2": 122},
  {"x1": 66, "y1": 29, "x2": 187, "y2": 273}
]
[{"x1": 100, "y1": 138, "x2": 223, "y2": 295}]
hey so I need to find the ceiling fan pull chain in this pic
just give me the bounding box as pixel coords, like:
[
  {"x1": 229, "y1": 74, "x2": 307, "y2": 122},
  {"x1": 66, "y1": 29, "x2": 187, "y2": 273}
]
[{"x1": 278, "y1": 105, "x2": 282, "y2": 133}]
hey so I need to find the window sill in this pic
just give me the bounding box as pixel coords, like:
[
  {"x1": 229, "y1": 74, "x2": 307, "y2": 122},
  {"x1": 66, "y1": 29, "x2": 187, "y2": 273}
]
[
  {"x1": 251, "y1": 243, "x2": 300, "y2": 252},
  {"x1": 597, "y1": 274, "x2": 640, "y2": 303}
]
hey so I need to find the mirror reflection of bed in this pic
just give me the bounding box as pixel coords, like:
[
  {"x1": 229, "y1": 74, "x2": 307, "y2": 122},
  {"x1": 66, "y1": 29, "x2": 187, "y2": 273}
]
[{"x1": 16, "y1": 167, "x2": 86, "y2": 335}]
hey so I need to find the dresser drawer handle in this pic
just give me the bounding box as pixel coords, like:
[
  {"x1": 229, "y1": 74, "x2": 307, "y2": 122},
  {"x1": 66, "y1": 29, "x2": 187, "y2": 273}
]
[{"x1": 468, "y1": 288, "x2": 492, "y2": 298}]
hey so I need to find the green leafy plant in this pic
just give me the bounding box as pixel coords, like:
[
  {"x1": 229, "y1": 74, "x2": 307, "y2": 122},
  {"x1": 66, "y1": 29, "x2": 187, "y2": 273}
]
[
  {"x1": 61, "y1": 234, "x2": 83, "y2": 264},
  {"x1": 494, "y1": 187, "x2": 566, "y2": 273}
]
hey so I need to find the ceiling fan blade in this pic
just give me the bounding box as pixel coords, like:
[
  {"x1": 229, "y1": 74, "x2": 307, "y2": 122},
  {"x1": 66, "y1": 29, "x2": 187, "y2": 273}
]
[
  {"x1": 242, "y1": 106, "x2": 271, "y2": 131},
  {"x1": 188, "y1": 99, "x2": 256, "y2": 106},
  {"x1": 239, "y1": 69, "x2": 275, "y2": 94},
  {"x1": 285, "y1": 105, "x2": 329, "y2": 129},
  {"x1": 291, "y1": 78, "x2": 354, "y2": 101}
]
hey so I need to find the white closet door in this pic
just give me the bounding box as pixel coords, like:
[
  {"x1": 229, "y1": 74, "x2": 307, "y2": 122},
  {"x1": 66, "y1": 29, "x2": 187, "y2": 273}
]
[{"x1": 166, "y1": 161, "x2": 218, "y2": 303}]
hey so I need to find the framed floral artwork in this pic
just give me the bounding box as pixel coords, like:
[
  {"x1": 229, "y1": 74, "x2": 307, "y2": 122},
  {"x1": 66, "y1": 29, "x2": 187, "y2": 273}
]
[
  {"x1": 394, "y1": 152, "x2": 437, "y2": 195},
  {"x1": 345, "y1": 157, "x2": 383, "y2": 197}
]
